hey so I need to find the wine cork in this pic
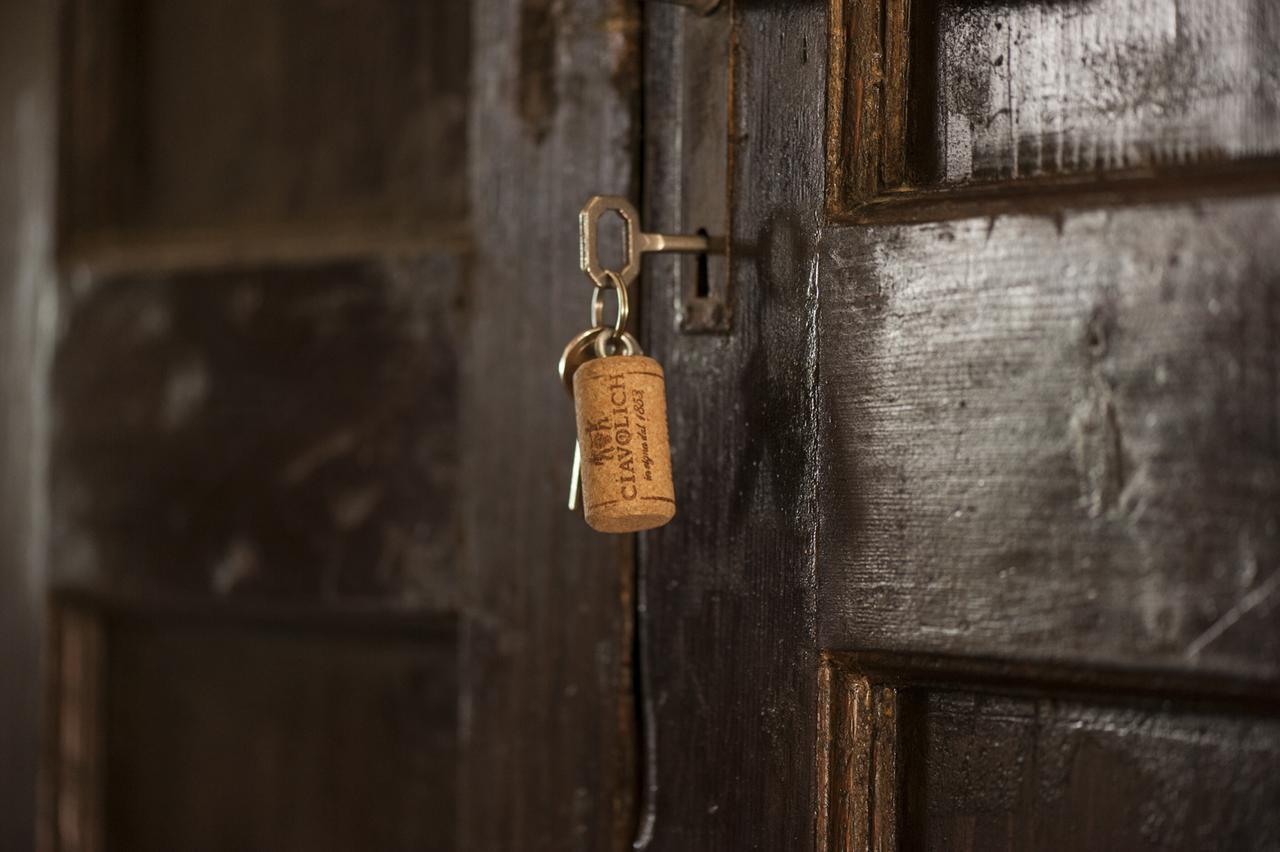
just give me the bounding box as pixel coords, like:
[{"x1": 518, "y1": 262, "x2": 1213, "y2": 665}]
[{"x1": 572, "y1": 355, "x2": 676, "y2": 533}]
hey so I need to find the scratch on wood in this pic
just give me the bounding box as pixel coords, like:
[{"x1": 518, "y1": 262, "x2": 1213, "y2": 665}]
[
  {"x1": 1070, "y1": 303, "x2": 1129, "y2": 518},
  {"x1": 1186, "y1": 571, "x2": 1280, "y2": 660}
]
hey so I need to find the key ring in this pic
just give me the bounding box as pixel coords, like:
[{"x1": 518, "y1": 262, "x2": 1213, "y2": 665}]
[
  {"x1": 558, "y1": 326, "x2": 642, "y2": 397},
  {"x1": 589, "y1": 270, "x2": 630, "y2": 340},
  {"x1": 592, "y1": 328, "x2": 640, "y2": 359}
]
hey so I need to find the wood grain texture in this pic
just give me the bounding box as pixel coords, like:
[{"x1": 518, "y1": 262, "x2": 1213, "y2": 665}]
[
  {"x1": 828, "y1": 0, "x2": 1280, "y2": 219},
  {"x1": 105, "y1": 612, "x2": 456, "y2": 852},
  {"x1": 0, "y1": 1, "x2": 55, "y2": 848},
  {"x1": 42, "y1": 600, "x2": 456, "y2": 852},
  {"x1": 60, "y1": 0, "x2": 468, "y2": 242},
  {"x1": 655, "y1": 4, "x2": 732, "y2": 333},
  {"x1": 41, "y1": 605, "x2": 107, "y2": 852},
  {"x1": 457, "y1": 0, "x2": 640, "y2": 848},
  {"x1": 821, "y1": 654, "x2": 1280, "y2": 852},
  {"x1": 905, "y1": 689, "x2": 1280, "y2": 850},
  {"x1": 822, "y1": 667, "x2": 873, "y2": 852},
  {"x1": 640, "y1": 1, "x2": 825, "y2": 847},
  {"x1": 52, "y1": 256, "x2": 463, "y2": 606},
  {"x1": 817, "y1": 198, "x2": 1280, "y2": 683},
  {"x1": 917, "y1": 0, "x2": 1280, "y2": 186},
  {"x1": 816, "y1": 664, "x2": 901, "y2": 852},
  {"x1": 51, "y1": 0, "x2": 643, "y2": 847}
]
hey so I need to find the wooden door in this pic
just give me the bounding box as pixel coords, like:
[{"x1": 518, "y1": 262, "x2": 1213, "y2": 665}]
[
  {"x1": 13, "y1": 0, "x2": 1280, "y2": 849},
  {"x1": 0, "y1": 2, "x2": 56, "y2": 850},
  {"x1": 639, "y1": 0, "x2": 1280, "y2": 849},
  {"x1": 35, "y1": 1, "x2": 640, "y2": 851}
]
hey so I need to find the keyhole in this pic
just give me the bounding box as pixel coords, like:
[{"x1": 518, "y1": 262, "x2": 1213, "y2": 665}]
[{"x1": 695, "y1": 228, "x2": 710, "y2": 298}]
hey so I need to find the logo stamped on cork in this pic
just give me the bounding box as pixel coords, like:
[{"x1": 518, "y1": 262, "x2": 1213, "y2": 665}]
[
  {"x1": 556, "y1": 195, "x2": 724, "y2": 534},
  {"x1": 573, "y1": 356, "x2": 675, "y2": 533}
]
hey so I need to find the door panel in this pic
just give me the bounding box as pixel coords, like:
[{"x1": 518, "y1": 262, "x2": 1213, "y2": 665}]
[
  {"x1": 60, "y1": 0, "x2": 468, "y2": 243},
  {"x1": 45, "y1": 0, "x2": 641, "y2": 849},
  {"x1": 0, "y1": 1, "x2": 55, "y2": 848},
  {"x1": 817, "y1": 199, "x2": 1280, "y2": 681},
  {"x1": 829, "y1": 0, "x2": 1280, "y2": 218},
  {"x1": 642, "y1": 0, "x2": 1280, "y2": 848},
  {"x1": 641, "y1": 2, "x2": 828, "y2": 849},
  {"x1": 51, "y1": 258, "x2": 462, "y2": 604},
  {"x1": 458, "y1": 1, "x2": 640, "y2": 849},
  {"x1": 819, "y1": 656, "x2": 1280, "y2": 852},
  {"x1": 45, "y1": 601, "x2": 456, "y2": 852},
  {"x1": 905, "y1": 0, "x2": 1280, "y2": 186}
]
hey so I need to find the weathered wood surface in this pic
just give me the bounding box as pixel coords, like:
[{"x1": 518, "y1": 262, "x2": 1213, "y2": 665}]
[
  {"x1": 48, "y1": 1, "x2": 487, "y2": 848},
  {"x1": 821, "y1": 655, "x2": 1280, "y2": 852},
  {"x1": 815, "y1": 1, "x2": 1280, "y2": 847},
  {"x1": 818, "y1": 198, "x2": 1280, "y2": 682},
  {"x1": 915, "y1": 0, "x2": 1280, "y2": 186},
  {"x1": 640, "y1": 1, "x2": 825, "y2": 848},
  {"x1": 905, "y1": 688, "x2": 1280, "y2": 850},
  {"x1": 0, "y1": 1, "x2": 55, "y2": 848},
  {"x1": 828, "y1": 0, "x2": 1280, "y2": 217},
  {"x1": 458, "y1": 0, "x2": 639, "y2": 848},
  {"x1": 47, "y1": 256, "x2": 466, "y2": 849},
  {"x1": 42, "y1": 603, "x2": 108, "y2": 852},
  {"x1": 102, "y1": 609, "x2": 457, "y2": 852},
  {"x1": 651, "y1": 0, "x2": 1280, "y2": 846},
  {"x1": 53, "y1": 257, "x2": 464, "y2": 606},
  {"x1": 816, "y1": 666, "x2": 902, "y2": 852},
  {"x1": 60, "y1": 0, "x2": 469, "y2": 241},
  {"x1": 51, "y1": 0, "x2": 643, "y2": 848}
]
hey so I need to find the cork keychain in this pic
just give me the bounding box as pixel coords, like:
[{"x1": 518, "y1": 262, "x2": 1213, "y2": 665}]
[
  {"x1": 558, "y1": 272, "x2": 675, "y2": 532},
  {"x1": 558, "y1": 196, "x2": 716, "y2": 533}
]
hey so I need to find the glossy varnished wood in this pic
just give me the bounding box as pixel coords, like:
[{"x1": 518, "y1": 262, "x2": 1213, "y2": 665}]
[
  {"x1": 32, "y1": 0, "x2": 1280, "y2": 845},
  {"x1": 816, "y1": 664, "x2": 902, "y2": 852},
  {"x1": 812, "y1": 0, "x2": 1280, "y2": 844}
]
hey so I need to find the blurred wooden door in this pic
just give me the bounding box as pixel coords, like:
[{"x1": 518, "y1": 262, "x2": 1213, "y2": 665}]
[
  {"x1": 638, "y1": 0, "x2": 1280, "y2": 849},
  {"x1": 0, "y1": 2, "x2": 56, "y2": 850},
  {"x1": 40, "y1": 1, "x2": 640, "y2": 851}
]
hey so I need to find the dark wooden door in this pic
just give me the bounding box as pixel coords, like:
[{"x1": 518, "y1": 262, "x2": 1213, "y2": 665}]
[
  {"x1": 34, "y1": 1, "x2": 640, "y2": 851},
  {"x1": 638, "y1": 0, "x2": 1280, "y2": 849},
  {"x1": 11, "y1": 0, "x2": 1280, "y2": 850}
]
